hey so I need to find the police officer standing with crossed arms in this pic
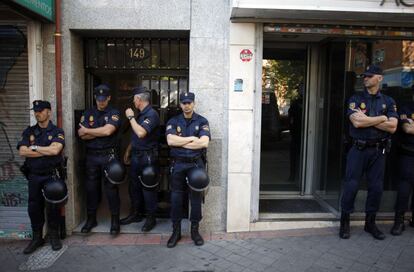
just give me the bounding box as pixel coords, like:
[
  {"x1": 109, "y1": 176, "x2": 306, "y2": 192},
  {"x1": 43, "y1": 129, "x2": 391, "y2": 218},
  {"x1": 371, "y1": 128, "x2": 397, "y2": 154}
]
[
  {"x1": 124, "y1": 86, "x2": 160, "y2": 232},
  {"x1": 18, "y1": 100, "x2": 66, "y2": 254},
  {"x1": 390, "y1": 99, "x2": 414, "y2": 235},
  {"x1": 78, "y1": 84, "x2": 122, "y2": 235},
  {"x1": 340, "y1": 65, "x2": 398, "y2": 240},
  {"x1": 165, "y1": 91, "x2": 210, "y2": 248}
]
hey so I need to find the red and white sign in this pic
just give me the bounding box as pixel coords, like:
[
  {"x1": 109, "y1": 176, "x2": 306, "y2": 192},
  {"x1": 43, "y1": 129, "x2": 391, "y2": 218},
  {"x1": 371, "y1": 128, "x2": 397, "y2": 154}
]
[{"x1": 240, "y1": 49, "x2": 253, "y2": 62}]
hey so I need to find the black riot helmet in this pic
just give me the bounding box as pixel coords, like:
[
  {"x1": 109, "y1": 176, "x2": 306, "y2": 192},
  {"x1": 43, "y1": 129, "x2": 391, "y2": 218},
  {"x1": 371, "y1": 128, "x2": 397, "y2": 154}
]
[
  {"x1": 139, "y1": 165, "x2": 159, "y2": 189},
  {"x1": 42, "y1": 178, "x2": 68, "y2": 204},
  {"x1": 104, "y1": 159, "x2": 126, "y2": 185},
  {"x1": 187, "y1": 167, "x2": 209, "y2": 192}
]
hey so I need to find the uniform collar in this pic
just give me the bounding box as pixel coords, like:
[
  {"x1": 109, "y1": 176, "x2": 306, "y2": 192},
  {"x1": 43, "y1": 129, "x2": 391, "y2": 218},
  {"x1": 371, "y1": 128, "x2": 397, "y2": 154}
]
[
  {"x1": 140, "y1": 104, "x2": 151, "y2": 115},
  {"x1": 35, "y1": 121, "x2": 54, "y2": 132},
  {"x1": 180, "y1": 112, "x2": 199, "y2": 122},
  {"x1": 363, "y1": 89, "x2": 382, "y2": 99},
  {"x1": 94, "y1": 106, "x2": 111, "y2": 113}
]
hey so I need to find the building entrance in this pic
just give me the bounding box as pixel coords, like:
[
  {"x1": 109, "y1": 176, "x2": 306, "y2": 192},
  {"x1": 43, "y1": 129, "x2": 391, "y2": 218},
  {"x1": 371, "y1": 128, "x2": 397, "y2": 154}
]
[{"x1": 75, "y1": 35, "x2": 190, "y2": 232}]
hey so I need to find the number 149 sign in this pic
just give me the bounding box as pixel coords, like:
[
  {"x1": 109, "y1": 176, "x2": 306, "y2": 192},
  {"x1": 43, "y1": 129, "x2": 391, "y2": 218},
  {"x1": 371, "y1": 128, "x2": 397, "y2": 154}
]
[{"x1": 128, "y1": 47, "x2": 150, "y2": 61}]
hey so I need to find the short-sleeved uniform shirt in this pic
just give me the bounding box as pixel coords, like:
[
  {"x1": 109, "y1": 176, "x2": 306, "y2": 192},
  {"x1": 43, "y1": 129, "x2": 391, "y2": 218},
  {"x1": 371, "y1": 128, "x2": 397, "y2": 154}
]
[
  {"x1": 80, "y1": 106, "x2": 121, "y2": 149},
  {"x1": 398, "y1": 101, "x2": 414, "y2": 146},
  {"x1": 131, "y1": 105, "x2": 160, "y2": 151},
  {"x1": 16, "y1": 121, "x2": 65, "y2": 170},
  {"x1": 165, "y1": 112, "x2": 210, "y2": 158},
  {"x1": 347, "y1": 90, "x2": 398, "y2": 140}
]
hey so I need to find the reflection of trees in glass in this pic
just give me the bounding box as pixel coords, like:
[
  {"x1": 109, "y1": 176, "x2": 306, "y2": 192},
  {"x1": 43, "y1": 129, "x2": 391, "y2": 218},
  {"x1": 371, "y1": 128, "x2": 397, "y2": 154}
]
[
  {"x1": 403, "y1": 41, "x2": 414, "y2": 69},
  {"x1": 262, "y1": 60, "x2": 305, "y2": 112}
]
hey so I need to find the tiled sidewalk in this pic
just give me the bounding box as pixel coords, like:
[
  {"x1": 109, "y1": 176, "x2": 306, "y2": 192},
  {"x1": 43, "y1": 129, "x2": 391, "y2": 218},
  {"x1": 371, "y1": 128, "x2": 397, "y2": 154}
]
[{"x1": 1, "y1": 224, "x2": 414, "y2": 272}]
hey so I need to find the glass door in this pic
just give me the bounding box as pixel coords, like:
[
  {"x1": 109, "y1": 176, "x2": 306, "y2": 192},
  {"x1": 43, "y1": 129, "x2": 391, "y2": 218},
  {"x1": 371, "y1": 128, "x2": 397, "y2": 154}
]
[{"x1": 260, "y1": 48, "x2": 307, "y2": 192}]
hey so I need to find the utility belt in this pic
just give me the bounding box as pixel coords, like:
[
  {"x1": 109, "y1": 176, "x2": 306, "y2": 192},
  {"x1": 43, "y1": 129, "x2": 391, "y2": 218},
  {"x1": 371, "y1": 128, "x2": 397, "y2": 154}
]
[
  {"x1": 87, "y1": 148, "x2": 115, "y2": 156},
  {"x1": 131, "y1": 149, "x2": 158, "y2": 156},
  {"x1": 172, "y1": 155, "x2": 202, "y2": 163},
  {"x1": 353, "y1": 138, "x2": 391, "y2": 152},
  {"x1": 20, "y1": 164, "x2": 61, "y2": 178}
]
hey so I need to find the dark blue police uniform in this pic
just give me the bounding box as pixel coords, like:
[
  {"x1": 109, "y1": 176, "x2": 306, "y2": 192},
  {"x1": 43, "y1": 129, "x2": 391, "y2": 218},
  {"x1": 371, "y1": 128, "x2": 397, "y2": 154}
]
[
  {"x1": 80, "y1": 85, "x2": 121, "y2": 216},
  {"x1": 394, "y1": 102, "x2": 414, "y2": 214},
  {"x1": 341, "y1": 89, "x2": 398, "y2": 214},
  {"x1": 129, "y1": 103, "x2": 160, "y2": 217},
  {"x1": 165, "y1": 110, "x2": 210, "y2": 223},
  {"x1": 80, "y1": 105, "x2": 121, "y2": 215},
  {"x1": 17, "y1": 110, "x2": 65, "y2": 232}
]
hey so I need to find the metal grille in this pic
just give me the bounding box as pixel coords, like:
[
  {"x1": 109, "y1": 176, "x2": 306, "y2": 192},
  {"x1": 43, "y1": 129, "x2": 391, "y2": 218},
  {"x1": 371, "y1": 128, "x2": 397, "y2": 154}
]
[
  {"x1": 0, "y1": 17, "x2": 31, "y2": 236},
  {"x1": 85, "y1": 38, "x2": 189, "y2": 70}
]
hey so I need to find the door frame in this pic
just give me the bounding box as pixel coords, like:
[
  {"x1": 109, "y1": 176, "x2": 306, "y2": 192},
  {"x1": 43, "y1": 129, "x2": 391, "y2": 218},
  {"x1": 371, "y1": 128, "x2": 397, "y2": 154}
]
[{"x1": 252, "y1": 30, "x2": 322, "y2": 220}]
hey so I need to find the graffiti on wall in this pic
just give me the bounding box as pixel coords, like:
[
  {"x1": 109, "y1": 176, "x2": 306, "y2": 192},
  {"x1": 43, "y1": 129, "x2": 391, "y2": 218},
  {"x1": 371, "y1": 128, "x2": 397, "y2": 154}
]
[{"x1": 380, "y1": 0, "x2": 414, "y2": 7}]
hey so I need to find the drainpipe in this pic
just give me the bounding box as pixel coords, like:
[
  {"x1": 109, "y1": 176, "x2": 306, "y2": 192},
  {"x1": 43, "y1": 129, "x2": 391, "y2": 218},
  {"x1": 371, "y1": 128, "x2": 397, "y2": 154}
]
[
  {"x1": 54, "y1": 0, "x2": 66, "y2": 237},
  {"x1": 54, "y1": 0, "x2": 62, "y2": 127}
]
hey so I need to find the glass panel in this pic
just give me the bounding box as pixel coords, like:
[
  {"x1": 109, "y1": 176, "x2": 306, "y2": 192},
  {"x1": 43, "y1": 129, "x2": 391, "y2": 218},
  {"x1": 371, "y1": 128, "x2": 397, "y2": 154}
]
[
  {"x1": 160, "y1": 39, "x2": 170, "y2": 68},
  {"x1": 179, "y1": 40, "x2": 189, "y2": 69},
  {"x1": 320, "y1": 39, "x2": 414, "y2": 213},
  {"x1": 125, "y1": 39, "x2": 134, "y2": 68},
  {"x1": 116, "y1": 39, "x2": 125, "y2": 68},
  {"x1": 178, "y1": 77, "x2": 188, "y2": 101},
  {"x1": 106, "y1": 39, "x2": 116, "y2": 68},
  {"x1": 87, "y1": 39, "x2": 97, "y2": 68},
  {"x1": 317, "y1": 42, "x2": 347, "y2": 210},
  {"x1": 260, "y1": 50, "x2": 306, "y2": 191},
  {"x1": 97, "y1": 39, "x2": 106, "y2": 67},
  {"x1": 170, "y1": 77, "x2": 178, "y2": 107},
  {"x1": 170, "y1": 40, "x2": 179, "y2": 69},
  {"x1": 151, "y1": 39, "x2": 160, "y2": 68},
  {"x1": 160, "y1": 77, "x2": 169, "y2": 108},
  {"x1": 142, "y1": 39, "x2": 151, "y2": 68}
]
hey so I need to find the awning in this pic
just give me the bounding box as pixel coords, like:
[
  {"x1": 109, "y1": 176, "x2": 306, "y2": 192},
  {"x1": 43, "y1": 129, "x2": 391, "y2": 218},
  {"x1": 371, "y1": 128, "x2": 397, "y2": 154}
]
[{"x1": 231, "y1": 0, "x2": 414, "y2": 27}]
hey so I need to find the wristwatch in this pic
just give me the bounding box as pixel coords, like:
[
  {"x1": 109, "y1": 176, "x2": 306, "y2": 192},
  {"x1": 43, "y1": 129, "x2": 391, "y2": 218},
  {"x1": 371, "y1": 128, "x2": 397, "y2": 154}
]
[
  {"x1": 127, "y1": 115, "x2": 134, "y2": 121},
  {"x1": 31, "y1": 145, "x2": 38, "y2": 152}
]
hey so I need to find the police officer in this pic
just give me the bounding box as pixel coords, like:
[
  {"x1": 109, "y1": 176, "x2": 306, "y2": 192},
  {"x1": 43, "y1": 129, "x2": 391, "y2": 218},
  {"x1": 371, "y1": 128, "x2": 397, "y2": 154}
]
[
  {"x1": 124, "y1": 86, "x2": 160, "y2": 232},
  {"x1": 78, "y1": 84, "x2": 122, "y2": 235},
  {"x1": 165, "y1": 91, "x2": 210, "y2": 248},
  {"x1": 340, "y1": 65, "x2": 398, "y2": 240},
  {"x1": 390, "y1": 101, "x2": 414, "y2": 235},
  {"x1": 17, "y1": 100, "x2": 65, "y2": 254}
]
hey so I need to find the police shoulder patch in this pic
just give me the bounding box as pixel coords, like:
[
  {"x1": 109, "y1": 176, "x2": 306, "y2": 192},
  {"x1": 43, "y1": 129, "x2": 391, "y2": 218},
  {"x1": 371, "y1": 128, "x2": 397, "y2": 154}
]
[
  {"x1": 349, "y1": 102, "x2": 355, "y2": 110},
  {"x1": 111, "y1": 115, "x2": 119, "y2": 121},
  {"x1": 401, "y1": 114, "x2": 407, "y2": 119},
  {"x1": 202, "y1": 125, "x2": 209, "y2": 131},
  {"x1": 58, "y1": 134, "x2": 65, "y2": 140},
  {"x1": 144, "y1": 118, "x2": 151, "y2": 124}
]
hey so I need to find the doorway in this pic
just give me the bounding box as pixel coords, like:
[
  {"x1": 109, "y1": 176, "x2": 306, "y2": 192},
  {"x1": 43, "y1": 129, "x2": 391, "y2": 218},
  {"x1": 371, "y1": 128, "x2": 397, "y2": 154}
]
[{"x1": 260, "y1": 48, "x2": 307, "y2": 193}]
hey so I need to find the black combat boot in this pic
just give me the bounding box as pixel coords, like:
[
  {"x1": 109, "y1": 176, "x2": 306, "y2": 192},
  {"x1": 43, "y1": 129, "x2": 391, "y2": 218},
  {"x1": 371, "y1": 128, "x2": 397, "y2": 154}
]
[
  {"x1": 364, "y1": 213, "x2": 385, "y2": 240},
  {"x1": 190, "y1": 222, "x2": 204, "y2": 246},
  {"x1": 390, "y1": 212, "x2": 405, "y2": 236},
  {"x1": 81, "y1": 212, "x2": 97, "y2": 233},
  {"x1": 110, "y1": 214, "x2": 120, "y2": 235},
  {"x1": 167, "y1": 222, "x2": 181, "y2": 248},
  {"x1": 141, "y1": 215, "x2": 156, "y2": 232},
  {"x1": 49, "y1": 228, "x2": 62, "y2": 251},
  {"x1": 23, "y1": 230, "x2": 44, "y2": 254},
  {"x1": 339, "y1": 212, "x2": 351, "y2": 239},
  {"x1": 120, "y1": 210, "x2": 143, "y2": 225}
]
